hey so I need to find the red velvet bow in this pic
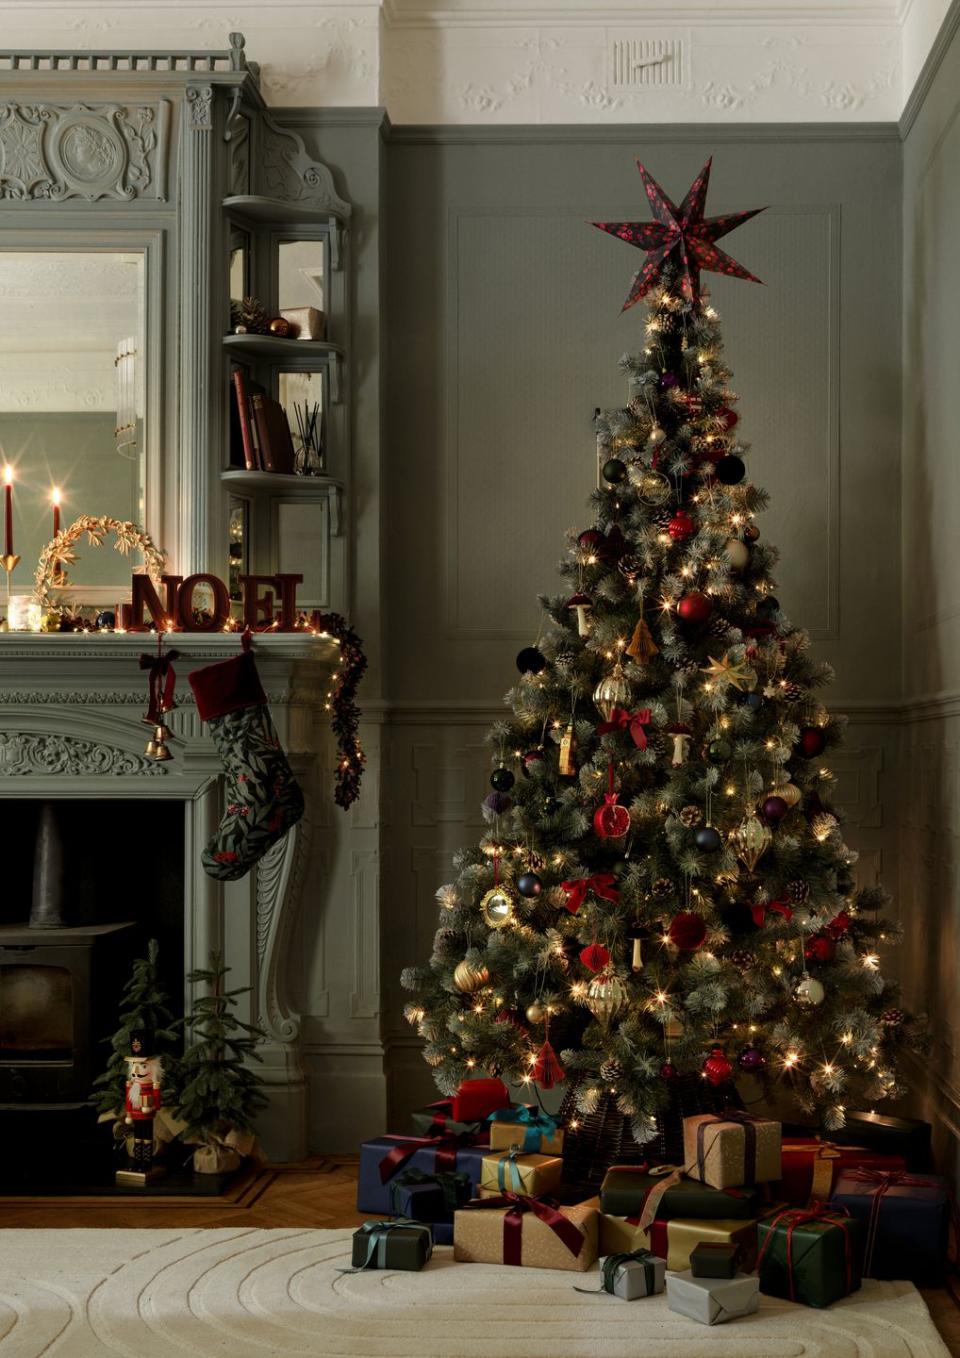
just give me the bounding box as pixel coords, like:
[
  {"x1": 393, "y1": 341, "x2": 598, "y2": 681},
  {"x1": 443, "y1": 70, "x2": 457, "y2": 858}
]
[
  {"x1": 751, "y1": 899, "x2": 793, "y2": 928},
  {"x1": 462, "y1": 1192, "x2": 585, "y2": 1266},
  {"x1": 598, "y1": 707, "x2": 652, "y2": 750},
  {"x1": 560, "y1": 873, "x2": 620, "y2": 914},
  {"x1": 756, "y1": 1201, "x2": 854, "y2": 1302},
  {"x1": 139, "y1": 645, "x2": 180, "y2": 724},
  {"x1": 377, "y1": 1132, "x2": 465, "y2": 1183}
]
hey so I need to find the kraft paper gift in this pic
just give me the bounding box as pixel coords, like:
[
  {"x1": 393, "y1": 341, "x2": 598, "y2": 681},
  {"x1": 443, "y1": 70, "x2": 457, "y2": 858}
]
[
  {"x1": 479, "y1": 1147, "x2": 563, "y2": 1198},
  {"x1": 684, "y1": 1112, "x2": 781, "y2": 1190},
  {"x1": 454, "y1": 1196, "x2": 598, "y2": 1272},
  {"x1": 487, "y1": 1106, "x2": 565, "y2": 1155}
]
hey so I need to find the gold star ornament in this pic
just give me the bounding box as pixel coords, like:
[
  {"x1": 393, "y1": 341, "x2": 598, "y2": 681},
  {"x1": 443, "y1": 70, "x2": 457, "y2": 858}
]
[{"x1": 701, "y1": 653, "x2": 757, "y2": 691}]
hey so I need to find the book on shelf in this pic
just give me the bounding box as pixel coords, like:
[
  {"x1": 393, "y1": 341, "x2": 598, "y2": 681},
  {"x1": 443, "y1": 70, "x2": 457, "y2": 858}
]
[
  {"x1": 251, "y1": 392, "x2": 296, "y2": 474},
  {"x1": 231, "y1": 368, "x2": 259, "y2": 471}
]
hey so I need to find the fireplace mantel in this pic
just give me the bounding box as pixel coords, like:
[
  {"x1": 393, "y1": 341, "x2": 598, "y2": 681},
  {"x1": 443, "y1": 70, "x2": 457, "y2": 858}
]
[{"x1": 0, "y1": 631, "x2": 339, "y2": 1160}]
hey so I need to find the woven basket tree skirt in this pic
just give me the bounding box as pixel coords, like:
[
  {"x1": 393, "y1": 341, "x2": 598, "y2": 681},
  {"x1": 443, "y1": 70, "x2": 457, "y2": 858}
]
[{"x1": 0, "y1": 1228, "x2": 948, "y2": 1357}]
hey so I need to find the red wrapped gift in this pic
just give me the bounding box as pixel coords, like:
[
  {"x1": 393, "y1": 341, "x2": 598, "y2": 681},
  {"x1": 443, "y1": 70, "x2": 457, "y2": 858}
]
[
  {"x1": 779, "y1": 1138, "x2": 907, "y2": 1207},
  {"x1": 450, "y1": 1077, "x2": 510, "y2": 1123}
]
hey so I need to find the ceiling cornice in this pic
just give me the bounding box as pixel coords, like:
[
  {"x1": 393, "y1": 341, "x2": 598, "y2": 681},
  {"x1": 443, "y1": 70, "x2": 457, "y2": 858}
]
[{"x1": 382, "y1": 0, "x2": 901, "y2": 25}]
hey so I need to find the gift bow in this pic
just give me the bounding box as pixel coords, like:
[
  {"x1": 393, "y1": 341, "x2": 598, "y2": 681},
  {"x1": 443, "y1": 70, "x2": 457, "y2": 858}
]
[
  {"x1": 139, "y1": 645, "x2": 180, "y2": 724},
  {"x1": 377, "y1": 1131, "x2": 469, "y2": 1183},
  {"x1": 560, "y1": 873, "x2": 620, "y2": 914},
  {"x1": 598, "y1": 707, "x2": 652, "y2": 750},
  {"x1": 488, "y1": 1105, "x2": 559, "y2": 1153},
  {"x1": 845, "y1": 1168, "x2": 956, "y2": 1275},
  {"x1": 751, "y1": 899, "x2": 793, "y2": 928},
  {"x1": 389, "y1": 1166, "x2": 472, "y2": 1214},
  {"x1": 462, "y1": 1192, "x2": 584, "y2": 1266},
  {"x1": 340, "y1": 1218, "x2": 433, "y2": 1273},
  {"x1": 755, "y1": 1201, "x2": 854, "y2": 1303}
]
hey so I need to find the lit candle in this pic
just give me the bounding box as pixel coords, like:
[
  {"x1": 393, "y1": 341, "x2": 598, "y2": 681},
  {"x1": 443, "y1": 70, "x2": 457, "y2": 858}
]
[
  {"x1": 3, "y1": 466, "x2": 12, "y2": 557},
  {"x1": 52, "y1": 486, "x2": 61, "y2": 539}
]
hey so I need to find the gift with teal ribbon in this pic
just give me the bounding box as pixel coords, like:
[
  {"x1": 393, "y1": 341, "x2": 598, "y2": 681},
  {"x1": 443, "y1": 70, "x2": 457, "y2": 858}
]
[
  {"x1": 488, "y1": 1105, "x2": 564, "y2": 1155},
  {"x1": 345, "y1": 1218, "x2": 434, "y2": 1272}
]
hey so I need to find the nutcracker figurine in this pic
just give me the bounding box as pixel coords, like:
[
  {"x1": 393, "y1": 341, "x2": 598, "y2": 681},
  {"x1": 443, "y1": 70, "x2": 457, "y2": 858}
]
[{"x1": 116, "y1": 1030, "x2": 165, "y2": 1186}]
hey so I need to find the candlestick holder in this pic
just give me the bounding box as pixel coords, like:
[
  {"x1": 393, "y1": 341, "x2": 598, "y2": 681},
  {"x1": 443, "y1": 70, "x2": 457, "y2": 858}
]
[{"x1": 1, "y1": 552, "x2": 20, "y2": 632}]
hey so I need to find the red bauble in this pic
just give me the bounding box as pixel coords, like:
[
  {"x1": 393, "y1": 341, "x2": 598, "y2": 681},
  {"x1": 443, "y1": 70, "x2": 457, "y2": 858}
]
[
  {"x1": 798, "y1": 726, "x2": 826, "y2": 758},
  {"x1": 717, "y1": 406, "x2": 739, "y2": 431},
  {"x1": 828, "y1": 910, "x2": 851, "y2": 938},
  {"x1": 703, "y1": 1046, "x2": 733, "y2": 1086},
  {"x1": 667, "y1": 510, "x2": 696, "y2": 542},
  {"x1": 577, "y1": 528, "x2": 605, "y2": 554},
  {"x1": 668, "y1": 911, "x2": 707, "y2": 951},
  {"x1": 593, "y1": 793, "x2": 631, "y2": 839},
  {"x1": 580, "y1": 942, "x2": 611, "y2": 974},
  {"x1": 804, "y1": 932, "x2": 837, "y2": 963},
  {"x1": 660, "y1": 1061, "x2": 679, "y2": 1082},
  {"x1": 677, "y1": 591, "x2": 712, "y2": 624}
]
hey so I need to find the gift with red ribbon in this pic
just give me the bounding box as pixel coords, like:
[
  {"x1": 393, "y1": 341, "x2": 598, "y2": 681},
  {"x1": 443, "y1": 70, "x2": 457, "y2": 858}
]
[
  {"x1": 756, "y1": 1201, "x2": 863, "y2": 1308},
  {"x1": 830, "y1": 1168, "x2": 955, "y2": 1284},
  {"x1": 450, "y1": 1076, "x2": 510, "y2": 1123},
  {"x1": 357, "y1": 1132, "x2": 489, "y2": 1215},
  {"x1": 778, "y1": 1137, "x2": 906, "y2": 1207},
  {"x1": 410, "y1": 1098, "x2": 486, "y2": 1140},
  {"x1": 560, "y1": 873, "x2": 620, "y2": 914},
  {"x1": 598, "y1": 707, "x2": 652, "y2": 749},
  {"x1": 454, "y1": 1193, "x2": 598, "y2": 1271}
]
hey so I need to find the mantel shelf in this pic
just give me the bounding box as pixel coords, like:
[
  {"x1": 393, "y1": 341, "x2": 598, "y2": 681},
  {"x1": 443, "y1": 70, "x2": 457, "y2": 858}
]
[
  {"x1": 223, "y1": 333, "x2": 342, "y2": 361},
  {"x1": 221, "y1": 470, "x2": 341, "y2": 493},
  {"x1": 223, "y1": 194, "x2": 347, "y2": 227}
]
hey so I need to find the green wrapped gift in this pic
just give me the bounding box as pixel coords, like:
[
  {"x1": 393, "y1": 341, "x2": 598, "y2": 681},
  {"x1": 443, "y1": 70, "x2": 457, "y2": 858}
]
[
  {"x1": 348, "y1": 1219, "x2": 433, "y2": 1272},
  {"x1": 757, "y1": 1204, "x2": 862, "y2": 1308},
  {"x1": 599, "y1": 1166, "x2": 760, "y2": 1221}
]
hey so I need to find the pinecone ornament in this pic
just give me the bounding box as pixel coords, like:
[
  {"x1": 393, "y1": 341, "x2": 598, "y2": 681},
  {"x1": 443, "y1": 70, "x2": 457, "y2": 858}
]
[
  {"x1": 652, "y1": 877, "x2": 673, "y2": 899},
  {"x1": 230, "y1": 295, "x2": 271, "y2": 335},
  {"x1": 880, "y1": 1008, "x2": 904, "y2": 1027},
  {"x1": 679, "y1": 805, "x2": 703, "y2": 828},
  {"x1": 652, "y1": 508, "x2": 673, "y2": 532},
  {"x1": 618, "y1": 552, "x2": 644, "y2": 581},
  {"x1": 600, "y1": 1059, "x2": 624, "y2": 1084},
  {"x1": 789, "y1": 879, "x2": 810, "y2": 904},
  {"x1": 727, "y1": 948, "x2": 756, "y2": 971},
  {"x1": 709, "y1": 615, "x2": 731, "y2": 639},
  {"x1": 782, "y1": 682, "x2": 804, "y2": 704}
]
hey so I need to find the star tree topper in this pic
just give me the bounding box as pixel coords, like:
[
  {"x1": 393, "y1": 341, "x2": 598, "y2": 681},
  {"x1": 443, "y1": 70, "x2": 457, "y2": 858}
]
[{"x1": 593, "y1": 157, "x2": 765, "y2": 309}]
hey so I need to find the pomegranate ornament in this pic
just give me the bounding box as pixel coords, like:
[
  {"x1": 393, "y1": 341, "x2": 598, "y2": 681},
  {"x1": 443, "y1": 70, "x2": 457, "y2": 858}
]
[{"x1": 594, "y1": 793, "x2": 630, "y2": 840}]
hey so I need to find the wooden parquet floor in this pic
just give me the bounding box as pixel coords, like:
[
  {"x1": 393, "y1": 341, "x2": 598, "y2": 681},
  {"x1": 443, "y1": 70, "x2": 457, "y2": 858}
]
[{"x1": 0, "y1": 1156, "x2": 957, "y2": 1355}]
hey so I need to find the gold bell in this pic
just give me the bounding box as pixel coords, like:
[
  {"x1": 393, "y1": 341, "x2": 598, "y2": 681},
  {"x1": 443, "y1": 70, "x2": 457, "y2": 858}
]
[{"x1": 145, "y1": 722, "x2": 173, "y2": 762}]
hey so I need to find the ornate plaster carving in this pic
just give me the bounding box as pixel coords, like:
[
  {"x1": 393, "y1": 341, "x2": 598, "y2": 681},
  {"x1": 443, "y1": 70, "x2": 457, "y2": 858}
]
[
  {"x1": 0, "y1": 102, "x2": 162, "y2": 201},
  {"x1": 0, "y1": 731, "x2": 165, "y2": 775},
  {"x1": 186, "y1": 84, "x2": 214, "y2": 133},
  {"x1": 256, "y1": 811, "x2": 310, "y2": 1044},
  {"x1": 259, "y1": 111, "x2": 351, "y2": 217}
]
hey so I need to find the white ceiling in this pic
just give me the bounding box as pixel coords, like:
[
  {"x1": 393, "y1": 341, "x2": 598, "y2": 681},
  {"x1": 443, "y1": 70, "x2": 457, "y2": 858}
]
[{"x1": 0, "y1": 253, "x2": 141, "y2": 353}]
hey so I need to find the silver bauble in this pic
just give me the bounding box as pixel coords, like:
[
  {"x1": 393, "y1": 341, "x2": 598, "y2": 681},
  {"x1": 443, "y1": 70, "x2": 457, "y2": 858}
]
[{"x1": 793, "y1": 974, "x2": 826, "y2": 1006}]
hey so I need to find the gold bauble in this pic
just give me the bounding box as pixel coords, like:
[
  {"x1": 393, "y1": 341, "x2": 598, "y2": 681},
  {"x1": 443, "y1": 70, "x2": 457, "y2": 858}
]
[
  {"x1": 593, "y1": 662, "x2": 631, "y2": 722},
  {"x1": 730, "y1": 810, "x2": 773, "y2": 872},
  {"x1": 771, "y1": 780, "x2": 802, "y2": 808},
  {"x1": 583, "y1": 971, "x2": 629, "y2": 1026},
  {"x1": 453, "y1": 959, "x2": 489, "y2": 993},
  {"x1": 526, "y1": 1001, "x2": 545, "y2": 1023}
]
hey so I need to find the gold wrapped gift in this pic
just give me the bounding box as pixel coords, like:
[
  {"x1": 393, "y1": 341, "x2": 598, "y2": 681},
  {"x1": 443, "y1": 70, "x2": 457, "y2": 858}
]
[
  {"x1": 488, "y1": 1118, "x2": 565, "y2": 1156},
  {"x1": 649, "y1": 1215, "x2": 760, "y2": 1272},
  {"x1": 580, "y1": 1195, "x2": 650, "y2": 1254},
  {"x1": 479, "y1": 1148, "x2": 563, "y2": 1198},
  {"x1": 683, "y1": 1112, "x2": 781, "y2": 1189},
  {"x1": 454, "y1": 1201, "x2": 598, "y2": 1271}
]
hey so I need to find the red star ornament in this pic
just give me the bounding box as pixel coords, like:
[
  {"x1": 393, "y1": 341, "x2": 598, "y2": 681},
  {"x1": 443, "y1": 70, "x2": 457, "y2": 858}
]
[{"x1": 593, "y1": 157, "x2": 765, "y2": 308}]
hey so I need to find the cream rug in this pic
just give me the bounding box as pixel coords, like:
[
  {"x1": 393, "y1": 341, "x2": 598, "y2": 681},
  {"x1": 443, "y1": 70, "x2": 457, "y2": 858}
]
[{"x1": 0, "y1": 1228, "x2": 949, "y2": 1357}]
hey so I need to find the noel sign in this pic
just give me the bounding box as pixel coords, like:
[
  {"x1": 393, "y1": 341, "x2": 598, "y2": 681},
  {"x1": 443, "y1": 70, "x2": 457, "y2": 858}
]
[{"x1": 124, "y1": 572, "x2": 303, "y2": 631}]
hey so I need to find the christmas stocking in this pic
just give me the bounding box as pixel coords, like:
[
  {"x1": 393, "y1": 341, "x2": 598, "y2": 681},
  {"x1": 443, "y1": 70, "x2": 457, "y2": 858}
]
[{"x1": 188, "y1": 632, "x2": 304, "y2": 881}]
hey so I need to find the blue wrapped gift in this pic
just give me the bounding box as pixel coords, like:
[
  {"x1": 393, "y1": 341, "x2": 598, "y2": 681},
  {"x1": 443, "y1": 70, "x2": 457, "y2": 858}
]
[
  {"x1": 357, "y1": 1133, "x2": 488, "y2": 1215},
  {"x1": 432, "y1": 1221, "x2": 454, "y2": 1245},
  {"x1": 830, "y1": 1169, "x2": 951, "y2": 1284}
]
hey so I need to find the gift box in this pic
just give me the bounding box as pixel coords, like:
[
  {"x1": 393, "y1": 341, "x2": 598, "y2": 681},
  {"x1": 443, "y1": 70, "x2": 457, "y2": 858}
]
[
  {"x1": 480, "y1": 1147, "x2": 563, "y2": 1198},
  {"x1": 454, "y1": 1196, "x2": 598, "y2": 1271},
  {"x1": 389, "y1": 1167, "x2": 473, "y2": 1223},
  {"x1": 578, "y1": 1198, "x2": 650, "y2": 1255},
  {"x1": 451, "y1": 1077, "x2": 510, "y2": 1123},
  {"x1": 757, "y1": 1203, "x2": 862, "y2": 1307},
  {"x1": 830, "y1": 1169, "x2": 950, "y2": 1284},
  {"x1": 411, "y1": 1100, "x2": 485, "y2": 1139},
  {"x1": 666, "y1": 1271, "x2": 759, "y2": 1325},
  {"x1": 432, "y1": 1221, "x2": 453, "y2": 1246},
  {"x1": 487, "y1": 1106, "x2": 565, "y2": 1155},
  {"x1": 648, "y1": 1215, "x2": 761, "y2": 1273},
  {"x1": 599, "y1": 1165, "x2": 760, "y2": 1220},
  {"x1": 690, "y1": 1242, "x2": 740, "y2": 1279},
  {"x1": 831, "y1": 1113, "x2": 932, "y2": 1171},
  {"x1": 595, "y1": 1250, "x2": 666, "y2": 1299},
  {"x1": 280, "y1": 306, "x2": 326, "y2": 340},
  {"x1": 357, "y1": 1133, "x2": 488, "y2": 1214},
  {"x1": 778, "y1": 1137, "x2": 907, "y2": 1207},
  {"x1": 349, "y1": 1219, "x2": 433, "y2": 1272},
  {"x1": 684, "y1": 1112, "x2": 781, "y2": 1190}
]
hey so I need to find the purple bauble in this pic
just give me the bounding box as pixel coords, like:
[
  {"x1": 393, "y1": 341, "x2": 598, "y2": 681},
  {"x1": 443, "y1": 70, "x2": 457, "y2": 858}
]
[
  {"x1": 660, "y1": 371, "x2": 679, "y2": 390},
  {"x1": 737, "y1": 1045, "x2": 766, "y2": 1072},
  {"x1": 484, "y1": 791, "x2": 512, "y2": 814},
  {"x1": 762, "y1": 795, "x2": 789, "y2": 825}
]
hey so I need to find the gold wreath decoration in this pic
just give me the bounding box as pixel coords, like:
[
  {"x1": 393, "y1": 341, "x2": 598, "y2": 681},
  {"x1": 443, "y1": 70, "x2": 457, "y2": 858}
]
[{"x1": 34, "y1": 516, "x2": 166, "y2": 608}]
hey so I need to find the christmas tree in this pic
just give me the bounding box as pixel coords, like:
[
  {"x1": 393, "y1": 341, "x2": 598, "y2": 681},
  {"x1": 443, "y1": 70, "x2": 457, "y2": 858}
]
[
  {"x1": 91, "y1": 938, "x2": 179, "y2": 1117},
  {"x1": 401, "y1": 159, "x2": 923, "y2": 1150},
  {"x1": 174, "y1": 952, "x2": 267, "y2": 1141}
]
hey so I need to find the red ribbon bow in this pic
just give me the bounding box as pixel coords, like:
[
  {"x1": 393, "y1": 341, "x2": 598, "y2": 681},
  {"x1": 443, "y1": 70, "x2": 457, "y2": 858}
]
[
  {"x1": 462, "y1": 1192, "x2": 585, "y2": 1266},
  {"x1": 751, "y1": 899, "x2": 793, "y2": 928},
  {"x1": 139, "y1": 644, "x2": 180, "y2": 725},
  {"x1": 598, "y1": 707, "x2": 652, "y2": 750},
  {"x1": 756, "y1": 1201, "x2": 854, "y2": 1302},
  {"x1": 377, "y1": 1132, "x2": 466, "y2": 1183},
  {"x1": 560, "y1": 873, "x2": 620, "y2": 914}
]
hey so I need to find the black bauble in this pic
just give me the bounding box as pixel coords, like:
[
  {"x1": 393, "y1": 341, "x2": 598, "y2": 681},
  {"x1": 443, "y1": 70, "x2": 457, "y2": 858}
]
[
  {"x1": 602, "y1": 457, "x2": 627, "y2": 484},
  {"x1": 695, "y1": 826, "x2": 723, "y2": 852},
  {"x1": 516, "y1": 645, "x2": 547, "y2": 674},
  {"x1": 715, "y1": 454, "x2": 746, "y2": 485},
  {"x1": 95, "y1": 610, "x2": 116, "y2": 630},
  {"x1": 490, "y1": 766, "x2": 515, "y2": 792},
  {"x1": 517, "y1": 871, "x2": 543, "y2": 898},
  {"x1": 708, "y1": 739, "x2": 733, "y2": 761}
]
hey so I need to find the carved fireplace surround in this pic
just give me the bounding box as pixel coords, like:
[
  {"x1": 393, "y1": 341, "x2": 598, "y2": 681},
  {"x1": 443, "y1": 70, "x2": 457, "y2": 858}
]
[{"x1": 0, "y1": 632, "x2": 337, "y2": 1161}]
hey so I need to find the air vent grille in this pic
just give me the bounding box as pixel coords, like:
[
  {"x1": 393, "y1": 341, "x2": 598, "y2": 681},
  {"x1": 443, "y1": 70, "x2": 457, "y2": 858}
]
[{"x1": 610, "y1": 37, "x2": 683, "y2": 88}]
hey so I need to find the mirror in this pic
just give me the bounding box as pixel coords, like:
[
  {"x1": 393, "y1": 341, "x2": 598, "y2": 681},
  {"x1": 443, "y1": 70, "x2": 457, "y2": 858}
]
[
  {"x1": 0, "y1": 250, "x2": 145, "y2": 596},
  {"x1": 278, "y1": 370, "x2": 325, "y2": 474},
  {"x1": 480, "y1": 887, "x2": 514, "y2": 929},
  {"x1": 229, "y1": 232, "x2": 249, "y2": 302},
  {"x1": 278, "y1": 238, "x2": 325, "y2": 313}
]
